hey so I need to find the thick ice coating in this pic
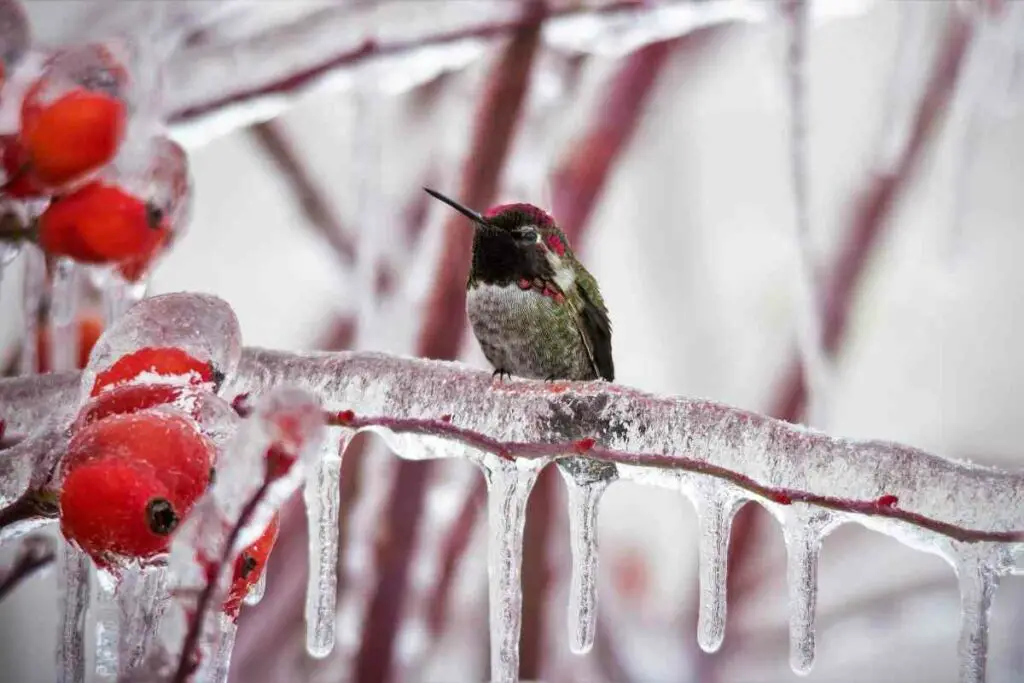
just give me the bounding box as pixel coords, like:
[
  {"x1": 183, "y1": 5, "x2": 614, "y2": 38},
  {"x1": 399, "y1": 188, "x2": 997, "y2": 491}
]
[
  {"x1": 227, "y1": 348, "x2": 1024, "y2": 540},
  {"x1": 79, "y1": 292, "x2": 243, "y2": 403}
]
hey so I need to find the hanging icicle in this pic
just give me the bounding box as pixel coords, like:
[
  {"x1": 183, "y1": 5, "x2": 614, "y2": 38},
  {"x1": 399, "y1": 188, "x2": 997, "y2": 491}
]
[
  {"x1": 480, "y1": 453, "x2": 550, "y2": 683},
  {"x1": 303, "y1": 427, "x2": 351, "y2": 658}
]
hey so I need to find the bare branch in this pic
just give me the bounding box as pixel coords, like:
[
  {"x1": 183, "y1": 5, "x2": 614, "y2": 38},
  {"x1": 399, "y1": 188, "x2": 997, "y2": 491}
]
[
  {"x1": 0, "y1": 534, "x2": 55, "y2": 603},
  {"x1": 249, "y1": 121, "x2": 356, "y2": 267}
]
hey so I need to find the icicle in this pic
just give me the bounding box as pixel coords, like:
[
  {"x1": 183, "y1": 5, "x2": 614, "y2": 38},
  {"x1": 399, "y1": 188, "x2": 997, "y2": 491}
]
[
  {"x1": 783, "y1": 0, "x2": 831, "y2": 428},
  {"x1": 954, "y1": 544, "x2": 1004, "y2": 683},
  {"x1": 480, "y1": 454, "x2": 549, "y2": 683},
  {"x1": 56, "y1": 540, "x2": 91, "y2": 683},
  {"x1": 303, "y1": 427, "x2": 350, "y2": 658},
  {"x1": 559, "y1": 466, "x2": 611, "y2": 655},
  {"x1": 117, "y1": 565, "x2": 169, "y2": 678},
  {"x1": 19, "y1": 245, "x2": 45, "y2": 376},
  {"x1": 93, "y1": 569, "x2": 119, "y2": 681},
  {"x1": 243, "y1": 572, "x2": 266, "y2": 607},
  {"x1": 692, "y1": 482, "x2": 746, "y2": 654},
  {"x1": 101, "y1": 273, "x2": 148, "y2": 326},
  {"x1": 48, "y1": 259, "x2": 81, "y2": 372},
  {"x1": 331, "y1": 440, "x2": 398, "y2": 677},
  {"x1": 783, "y1": 506, "x2": 835, "y2": 676},
  {"x1": 201, "y1": 613, "x2": 238, "y2": 683}
]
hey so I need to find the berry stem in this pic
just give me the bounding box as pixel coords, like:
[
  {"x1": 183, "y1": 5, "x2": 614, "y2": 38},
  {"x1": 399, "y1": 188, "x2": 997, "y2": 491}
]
[{"x1": 0, "y1": 211, "x2": 37, "y2": 244}]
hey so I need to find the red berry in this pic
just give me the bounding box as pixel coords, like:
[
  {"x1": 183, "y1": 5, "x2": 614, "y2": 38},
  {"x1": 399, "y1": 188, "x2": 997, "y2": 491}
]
[
  {"x1": 91, "y1": 346, "x2": 217, "y2": 397},
  {"x1": 770, "y1": 492, "x2": 793, "y2": 505},
  {"x1": 222, "y1": 513, "x2": 280, "y2": 619},
  {"x1": 117, "y1": 228, "x2": 170, "y2": 282},
  {"x1": 36, "y1": 313, "x2": 103, "y2": 373},
  {"x1": 439, "y1": 414, "x2": 453, "y2": 423},
  {"x1": 335, "y1": 409, "x2": 355, "y2": 425},
  {"x1": 73, "y1": 384, "x2": 191, "y2": 432},
  {"x1": 877, "y1": 494, "x2": 899, "y2": 508},
  {"x1": 65, "y1": 412, "x2": 214, "y2": 510},
  {"x1": 20, "y1": 87, "x2": 125, "y2": 187},
  {"x1": 39, "y1": 181, "x2": 167, "y2": 264},
  {"x1": 60, "y1": 459, "x2": 181, "y2": 561}
]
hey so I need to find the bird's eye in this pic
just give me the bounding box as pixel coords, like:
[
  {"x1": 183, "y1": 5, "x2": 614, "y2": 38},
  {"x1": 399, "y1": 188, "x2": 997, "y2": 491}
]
[{"x1": 513, "y1": 227, "x2": 538, "y2": 242}]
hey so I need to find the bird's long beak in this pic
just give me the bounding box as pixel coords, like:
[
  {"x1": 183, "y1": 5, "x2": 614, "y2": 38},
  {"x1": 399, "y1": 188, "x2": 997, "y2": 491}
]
[{"x1": 424, "y1": 187, "x2": 489, "y2": 228}]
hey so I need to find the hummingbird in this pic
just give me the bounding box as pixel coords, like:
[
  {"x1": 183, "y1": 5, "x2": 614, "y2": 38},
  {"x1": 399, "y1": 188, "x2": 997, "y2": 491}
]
[{"x1": 424, "y1": 188, "x2": 614, "y2": 384}]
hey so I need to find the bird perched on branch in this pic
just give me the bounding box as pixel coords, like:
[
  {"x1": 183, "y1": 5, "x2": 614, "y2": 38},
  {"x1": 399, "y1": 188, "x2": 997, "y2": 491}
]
[{"x1": 425, "y1": 187, "x2": 613, "y2": 385}]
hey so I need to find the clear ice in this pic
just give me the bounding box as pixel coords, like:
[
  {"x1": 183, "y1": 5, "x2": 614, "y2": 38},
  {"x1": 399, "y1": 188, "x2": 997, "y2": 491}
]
[
  {"x1": 303, "y1": 427, "x2": 350, "y2": 658},
  {"x1": 560, "y1": 467, "x2": 610, "y2": 655},
  {"x1": 57, "y1": 540, "x2": 90, "y2": 683},
  {"x1": 479, "y1": 453, "x2": 549, "y2": 683}
]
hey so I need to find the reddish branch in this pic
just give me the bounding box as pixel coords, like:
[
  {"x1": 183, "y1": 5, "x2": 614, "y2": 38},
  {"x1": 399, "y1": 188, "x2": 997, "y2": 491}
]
[
  {"x1": 354, "y1": 6, "x2": 545, "y2": 681},
  {"x1": 169, "y1": 1, "x2": 674, "y2": 126},
  {"x1": 317, "y1": 410, "x2": 1024, "y2": 544},
  {"x1": 710, "y1": 7, "x2": 976, "y2": 677},
  {"x1": 172, "y1": 478, "x2": 274, "y2": 683},
  {"x1": 249, "y1": 121, "x2": 356, "y2": 265}
]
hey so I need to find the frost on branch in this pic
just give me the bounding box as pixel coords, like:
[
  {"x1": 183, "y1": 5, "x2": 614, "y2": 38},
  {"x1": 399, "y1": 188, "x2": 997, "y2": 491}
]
[{"x1": 1, "y1": 292, "x2": 1023, "y2": 682}]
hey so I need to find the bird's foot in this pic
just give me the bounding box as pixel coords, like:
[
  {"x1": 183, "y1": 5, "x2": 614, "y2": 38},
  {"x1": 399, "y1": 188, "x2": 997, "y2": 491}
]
[{"x1": 492, "y1": 368, "x2": 512, "y2": 382}]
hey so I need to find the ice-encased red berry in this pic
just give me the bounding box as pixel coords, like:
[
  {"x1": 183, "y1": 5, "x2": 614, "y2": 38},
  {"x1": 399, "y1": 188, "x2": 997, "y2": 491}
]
[
  {"x1": 64, "y1": 412, "x2": 214, "y2": 510},
  {"x1": 38, "y1": 181, "x2": 167, "y2": 265},
  {"x1": 20, "y1": 86, "x2": 125, "y2": 187},
  {"x1": 91, "y1": 346, "x2": 216, "y2": 396},
  {"x1": 60, "y1": 458, "x2": 181, "y2": 561},
  {"x1": 222, "y1": 513, "x2": 280, "y2": 619},
  {"x1": 73, "y1": 383, "x2": 192, "y2": 433}
]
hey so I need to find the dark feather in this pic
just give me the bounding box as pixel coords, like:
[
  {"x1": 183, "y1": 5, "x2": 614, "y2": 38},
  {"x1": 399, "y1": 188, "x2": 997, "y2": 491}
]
[{"x1": 577, "y1": 285, "x2": 614, "y2": 381}]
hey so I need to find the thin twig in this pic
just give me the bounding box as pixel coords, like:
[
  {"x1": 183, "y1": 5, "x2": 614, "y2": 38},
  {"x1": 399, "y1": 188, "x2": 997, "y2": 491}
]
[
  {"x1": 171, "y1": 478, "x2": 272, "y2": 683},
  {"x1": 169, "y1": 1, "x2": 671, "y2": 126},
  {"x1": 249, "y1": 121, "x2": 356, "y2": 266},
  {"x1": 0, "y1": 534, "x2": 55, "y2": 603}
]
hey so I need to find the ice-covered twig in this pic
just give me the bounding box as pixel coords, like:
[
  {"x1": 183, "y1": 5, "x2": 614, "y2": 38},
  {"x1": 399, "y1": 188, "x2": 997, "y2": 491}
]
[
  {"x1": 782, "y1": 0, "x2": 832, "y2": 429},
  {"x1": 249, "y1": 121, "x2": 356, "y2": 266},
  {"x1": 223, "y1": 348, "x2": 1024, "y2": 545},
  {"x1": 167, "y1": 0, "x2": 751, "y2": 129},
  {"x1": 4, "y1": 343, "x2": 1024, "y2": 546},
  {"x1": 19, "y1": 245, "x2": 46, "y2": 376},
  {"x1": 156, "y1": 388, "x2": 325, "y2": 683},
  {"x1": 0, "y1": 371, "x2": 78, "y2": 437},
  {"x1": 0, "y1": 533, "x2": 54, "y2": 602}
]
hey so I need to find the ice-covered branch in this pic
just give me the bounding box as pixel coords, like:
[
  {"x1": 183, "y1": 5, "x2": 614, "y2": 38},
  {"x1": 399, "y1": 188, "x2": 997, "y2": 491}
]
[
  {"x1": 205, "y1": 347, "x2": 1024, "y2": 545},
  {"x1": 3, "y1": 344, "x2": 1024, "y2": 545}
]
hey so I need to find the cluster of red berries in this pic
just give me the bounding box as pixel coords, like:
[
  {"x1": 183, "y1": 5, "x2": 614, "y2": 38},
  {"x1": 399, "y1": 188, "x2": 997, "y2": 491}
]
[
  {"x1": 0, "y1": 45, "x2": 179, "y2": 282},
  {"x1": 57, "y1": 346, "x2": 281, "y2": 619}
]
